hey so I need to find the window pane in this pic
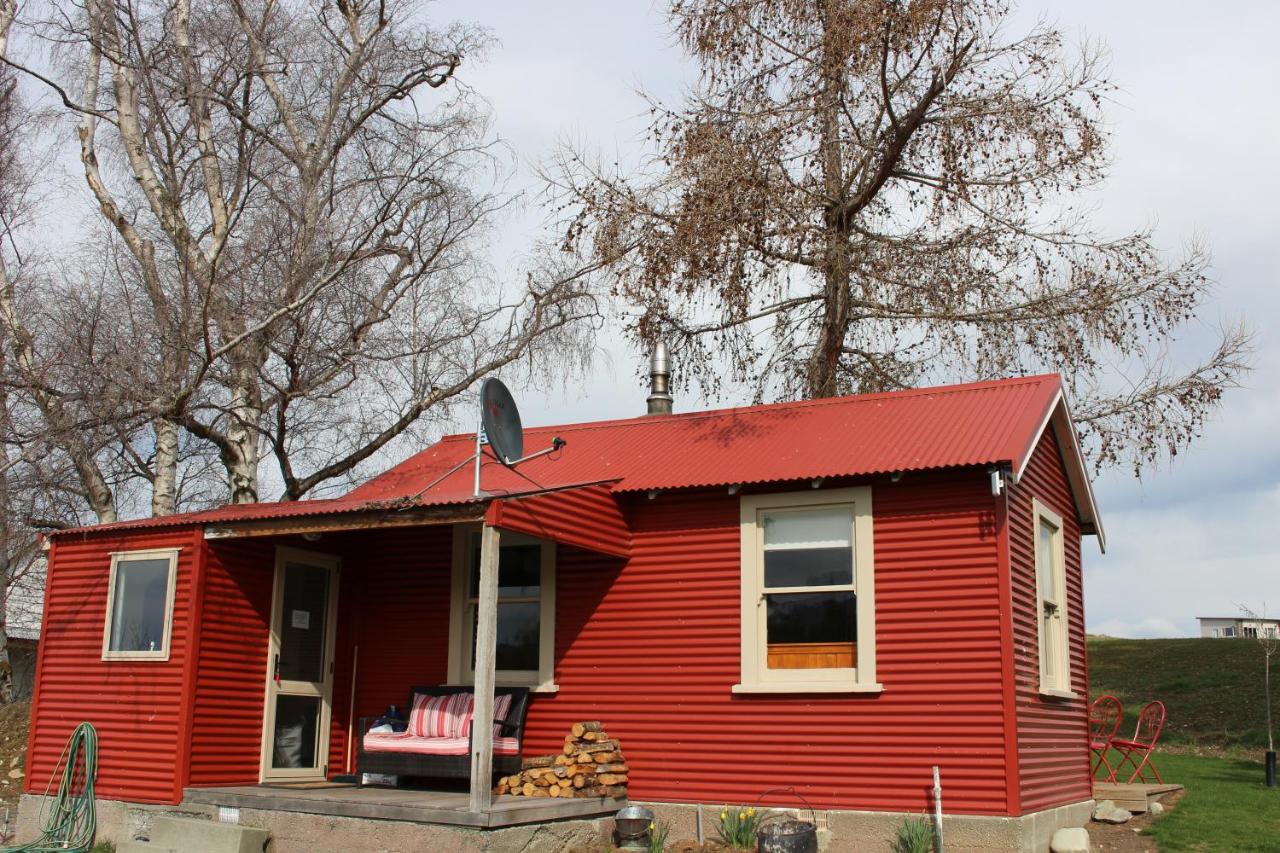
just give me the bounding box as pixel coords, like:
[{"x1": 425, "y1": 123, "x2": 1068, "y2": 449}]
[
  {"x1": 278, "y1": 562, "x2": 329, "y2": 683},
  {"x1": 272, "y1": 695, "x2": 320, "y2": 769},
  {"x1": 471, "y1": 601, "x2": 541, "y2": 672},
  {"x1": 763, "y1": 547, "x2": 852, "y2": 588},
  {"x1": 1040, "y1": 611, "x2": 1056, "y2": 680},
  {"x1": 763, "y1": 508, "x2": 852, "y2": 550},
  {"x1": 1036, "y1": 519, "x2": 1057, "y2": 600},
  {"x1": 108, "y1": 558, "x2": 171, "y2": 652},
  {"x1": 766, "y1": 592, "x2": 855, "y2": 645},
  {"x1": 470, "y1": 543, "x2": 542, "y2": 599}
]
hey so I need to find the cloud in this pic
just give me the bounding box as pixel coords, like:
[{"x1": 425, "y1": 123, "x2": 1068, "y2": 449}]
[{"x1": 1090, "y1": 617, "x2": 1186, "y2": 639}]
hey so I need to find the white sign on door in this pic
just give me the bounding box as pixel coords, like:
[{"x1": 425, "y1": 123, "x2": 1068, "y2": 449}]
[{"x1": 290, "y1": 609, "x2": 311, "y2": 630}]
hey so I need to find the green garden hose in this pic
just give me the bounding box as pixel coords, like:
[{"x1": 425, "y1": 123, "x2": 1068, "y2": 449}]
[{"x1": 2, "y1": 722, "x2": 98, "y2": 853}]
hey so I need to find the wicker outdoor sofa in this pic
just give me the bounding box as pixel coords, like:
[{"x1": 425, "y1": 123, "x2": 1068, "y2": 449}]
[{"x1": 356, "y1": 685, "x2": 531, "y2": 785}]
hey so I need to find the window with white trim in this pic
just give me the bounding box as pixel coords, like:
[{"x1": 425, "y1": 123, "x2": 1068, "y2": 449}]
[
  {"x1": 102, "y1": 549, "x2": 179, "y2": 661},
  {"x1": 448, "y1": 527, "x2": 556, "y2": 691},
  {"x1": 1033, "y1": 499, "x2": 1070, "y2": 695},
  {"x1": 736, "y1": 487, "x2": 879, "y2": 693}
]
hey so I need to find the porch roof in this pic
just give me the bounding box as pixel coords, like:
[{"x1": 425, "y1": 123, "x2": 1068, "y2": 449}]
[{"x1": 48, "y1": 479, "x2": 631, "y2": 557}]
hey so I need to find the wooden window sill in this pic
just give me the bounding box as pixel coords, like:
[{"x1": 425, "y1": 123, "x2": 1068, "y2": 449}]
[
  {"x1": 450, "y1": 681, "x2": 560, "y2": 694},
  {"x1": 732, "y1": 682, "x2": 884, "y2": 695},
  {"x1": 1039, "y1": 687, "x2": 1077, "y2": 700}
]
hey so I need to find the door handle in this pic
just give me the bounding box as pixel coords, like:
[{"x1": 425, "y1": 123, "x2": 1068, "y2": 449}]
[{"x1": 274, "y1": 653, "x2": 280, "y2": 684}]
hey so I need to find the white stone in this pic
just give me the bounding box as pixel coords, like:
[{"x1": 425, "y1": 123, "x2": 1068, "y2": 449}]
[
  {"x1": 1050, "y1": 826, "x2": 1091, "y2": 853},
  {"x1": 7, "y1": 768, "x2": 22, "y2": 779},
  {"x1": 1091, "y1": 800, "x2": 1132, "y2": 824},
  {"x1": 1149, "y1": 801, "x2": 1164, "y2": 815}
]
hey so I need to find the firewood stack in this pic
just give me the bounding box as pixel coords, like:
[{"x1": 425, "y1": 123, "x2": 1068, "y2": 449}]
[{"x1": 495, "y1": 721, "x2": 629, "y2": 799}]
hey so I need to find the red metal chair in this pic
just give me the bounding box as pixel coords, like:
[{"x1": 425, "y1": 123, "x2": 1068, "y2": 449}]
[
  {"x1": 1107, "y1": 700, "x2": 1166, "y2": 783},
  {"x1": 1089, "y1": 695, "x2": 1123, "y2": 780}
]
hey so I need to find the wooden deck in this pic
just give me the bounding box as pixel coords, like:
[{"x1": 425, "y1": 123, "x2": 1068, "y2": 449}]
[
  {"x1": 183, "y1": 784, "x2": 627, "y2": 829},
  {"x1": 1093, "y1": 781, "x2": 1183, "y2": 814}
]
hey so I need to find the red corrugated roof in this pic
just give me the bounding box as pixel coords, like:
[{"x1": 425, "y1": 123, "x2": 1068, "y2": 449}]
[
  {"x1": 351, "y1": 374, "x2": 1064, "y2": 500},
  {"x1": 53, "y1": 374, "x2": 1102, "y2": 542}
]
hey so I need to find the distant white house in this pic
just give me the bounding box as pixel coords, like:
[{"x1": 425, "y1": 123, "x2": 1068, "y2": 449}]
[{"x1": 1199, "y1": 615, "x2": 1280, "y2": 639}]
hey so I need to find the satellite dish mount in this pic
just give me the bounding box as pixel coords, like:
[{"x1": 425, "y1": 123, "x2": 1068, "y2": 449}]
[{"x1": 473, "y1": 378, "x2": 564, "y2": 496}]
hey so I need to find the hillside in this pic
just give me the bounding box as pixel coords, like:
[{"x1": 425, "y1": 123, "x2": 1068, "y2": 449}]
[{"x1": 1088, "y1": 636, "x2": 1279, "y2": 751}]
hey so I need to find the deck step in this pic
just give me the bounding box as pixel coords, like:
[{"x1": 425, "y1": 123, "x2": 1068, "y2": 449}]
[
  {"x1": 149, "y1": 815, "x2": 270, "y2": 853},
  {"x1": 1093, "y1": 782, "x2": 1182, "y2": 814}
]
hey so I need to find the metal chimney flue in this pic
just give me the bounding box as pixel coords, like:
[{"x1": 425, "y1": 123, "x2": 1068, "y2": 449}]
[{"x1": 645, "y1": 342, "x2": 673, "y2": 416}]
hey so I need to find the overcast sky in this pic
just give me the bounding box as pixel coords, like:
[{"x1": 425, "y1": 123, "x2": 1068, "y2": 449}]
[{"x1": 424, "y1": 0, "x2": 1279, "y2": 638}]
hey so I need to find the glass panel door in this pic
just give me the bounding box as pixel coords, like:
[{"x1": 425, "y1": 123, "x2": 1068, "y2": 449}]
[{"x1": 262, "y1": 549, "x2": 339, "y2": 782}]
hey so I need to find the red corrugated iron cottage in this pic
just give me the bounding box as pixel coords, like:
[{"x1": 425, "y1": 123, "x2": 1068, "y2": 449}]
[{"x1": 21, "y1": 368, "x2": 1104, "y2": 851}]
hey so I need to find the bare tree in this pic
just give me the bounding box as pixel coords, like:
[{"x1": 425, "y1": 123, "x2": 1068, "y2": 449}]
[
  {"x1": 1238, "y1": 604, "x2": 1278, "y2": 760},
  {"x1": 4, "y1": 0, "x2": 601, "y2": 506},
  {"x1": 551, "y1": 0, "x2": 1249, "y2": 473}
]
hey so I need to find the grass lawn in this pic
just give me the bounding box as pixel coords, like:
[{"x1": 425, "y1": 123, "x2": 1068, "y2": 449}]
[{"x1": 1105, "y1": 752, "x2": 1280, "y2": 851}]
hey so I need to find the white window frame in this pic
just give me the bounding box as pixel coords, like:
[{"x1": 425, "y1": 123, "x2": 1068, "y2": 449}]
[
  {"x1": 734, "y1": 487, "x2": 880, "y2": 694},
  {"x1": 448, "y1": 525, "x2": 557, "y2": 693},
  {"x1": 1033, "y1": 499, "x2": 1073, "y2": 698},
  {"x1": 101, "y1": 548, "x2": 180, "y2": 662}
]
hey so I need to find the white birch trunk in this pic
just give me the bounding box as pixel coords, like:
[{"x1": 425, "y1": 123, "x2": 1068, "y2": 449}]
[
  {"x1": 226, "y1": 378, "x2": 261, "y2": 504},
  {"x1": 151, "y1": 418, "x2": 179, "y2": 516}
]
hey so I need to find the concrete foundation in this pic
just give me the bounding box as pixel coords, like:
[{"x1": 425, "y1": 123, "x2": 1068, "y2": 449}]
[
  {"x1": 19, "y1": 793, "x2": 1092, "y2": 852},
  {"x1": 638, "y1": 799, "x2": 1095, "y2": 853}
]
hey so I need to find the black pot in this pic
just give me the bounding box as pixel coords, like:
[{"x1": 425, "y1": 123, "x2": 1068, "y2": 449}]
[
  {"x1": 1266, "y1": 750, "x2": 1277, "y2": 788},
  {"x1": 757, "y1": 819, "x2": 818, "y2": 853}
]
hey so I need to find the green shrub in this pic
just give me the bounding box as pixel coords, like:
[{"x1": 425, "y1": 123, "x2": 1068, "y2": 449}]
[
  {"x1": 90, "y1": 843, "x2": 116, "y2": 853},
  {"x1": 892, "y1": 815, "x2": 934, "y2": 853}
]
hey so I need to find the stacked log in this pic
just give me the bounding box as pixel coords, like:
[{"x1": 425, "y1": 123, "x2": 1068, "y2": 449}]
[{"x1": 495, "y1": 721, "x2": 629, "y2": 799}]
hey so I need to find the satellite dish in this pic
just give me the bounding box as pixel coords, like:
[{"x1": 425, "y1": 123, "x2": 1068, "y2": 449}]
[{"x1": 480, "y1": 378, "x2": 524, "y2": 466}]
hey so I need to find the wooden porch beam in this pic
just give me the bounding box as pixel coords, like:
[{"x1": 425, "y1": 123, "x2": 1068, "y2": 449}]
[
  {"x1": 469, "y1": 523, "x2": 500, "y2": 813},
  {"x1": 202, "y1": 506, "x2": 485, "y2": 540}
]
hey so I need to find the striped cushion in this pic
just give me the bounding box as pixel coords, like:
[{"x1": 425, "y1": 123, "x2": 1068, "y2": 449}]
[
  {"x1": 457, "y1": 693, "x2": 514, "y2": 740},
  {"x1": 410, "y1": 692, "x2": 473, "y2": 738},
  {"x1": 361, "y1": 733, "x2": 519, "y2": 756}
]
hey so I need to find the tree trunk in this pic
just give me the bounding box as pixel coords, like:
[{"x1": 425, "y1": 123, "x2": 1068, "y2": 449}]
[
  {"x1": 806, "y1": 1, "x2": 854, "y2": 400},
  {"x1": 225, "y1": 361, "x2": 261, "y2": 504},
  {"x1": 151, "y1": 418, "x2": 179, "y2": 516},
  {"x1": 1266, "y1": 650, "x2": 1274, "y2": 753}
]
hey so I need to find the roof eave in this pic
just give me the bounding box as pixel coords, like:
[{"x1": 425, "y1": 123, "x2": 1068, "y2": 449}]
[{"x1": 1012, "y1": 385, "x2": 1106, "y2": 553}]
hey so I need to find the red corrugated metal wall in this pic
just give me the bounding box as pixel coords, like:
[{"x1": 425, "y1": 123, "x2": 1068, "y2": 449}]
[
  {"x1": 1007, "y1": 430, "x2": 1092, "y2": 812},
  {"x1": 33, "y1": 459, "x2": 1088, "y2": 814},
  {"x1": 522, "y1": 472, "x2": 1013, "y2": 815},
  {"x1": 327, "y1": 526, "x2": 454, "y2": 774},
  {"x1": 183, "y1": 527, "x2": 456, "y2": 787},
  {"x1": 26, "y1": 527, "x2": 201, "y2": 804},
  {"x1": 187, "y1": 538, "x2": 274, "y2": 786}
]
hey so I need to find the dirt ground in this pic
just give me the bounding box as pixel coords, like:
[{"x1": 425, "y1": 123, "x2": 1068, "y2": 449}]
[{"x1": 0, "y1": 701, "x2": 30, "y2": 839}]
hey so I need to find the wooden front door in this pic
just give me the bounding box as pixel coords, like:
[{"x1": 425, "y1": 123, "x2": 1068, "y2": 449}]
[{"x1": 260, "y1": 547, "x2": 340, "y2": 783}]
